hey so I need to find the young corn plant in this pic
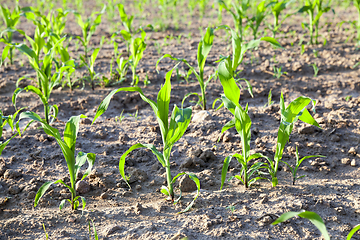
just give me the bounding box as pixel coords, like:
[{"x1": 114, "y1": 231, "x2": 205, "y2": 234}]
[
  {"x1": 262, "y1": 93, "x2": 320, "y2": 187},
  {"x1": 217, "y1": 27, "x2": 282, "y2": 98},
  {"x1": 13, "y1": 42, "x2": 73, "y2": 124},
  {"x1": 92, "y1": 68, "x2": 200, "y2": 213},
  {"x1": 75, "y1": 5, "x2": 105, "y2": 59},
  {"x1": 246, "y1": 0, "x2": 268, "y2": 40},
  {"x1": 299, "y1": 0, "x2": 332, "y2": 45},
  {"x1": 267, "y1": 0, "x2": 293, "y2": 38},
  {"x1": 19, "y1": 112, "x2": 96, "y2": 211},
  {"x1": 0, "y1": 1, "x2": 21, "y2": 66},
  {"x1": 218, "y1": 61, "x2": 267, "y2": 189},
  {"x1": 80, "y1": 48, "x2": 101, "y2": 90},
  {"x1": 272, "y1": 210, "x2": 330, "y2": 240},
  {"x1": 129, "y1": 30, "x2": 147, "y2": 86},
  {"x1": 156, "y1": 27, "x2": 215, "y2": 110},
  {"x1": 117, "y1": 3, "x2": 134, "y2": 33},
  {"x1": 217, "y1": 0, "x2": 250, "y2": 42},
  {"x1": 0, "y1": 109, "x2": 22, "y2": 156},
  {"x1": 282, "y1": 146, "x2": 325, "y2": 185}
]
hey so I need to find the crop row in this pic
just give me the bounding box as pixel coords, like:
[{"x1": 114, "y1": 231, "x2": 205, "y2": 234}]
[{"x1": 1, "y1": 0, "x2": 360, "y2": 239}]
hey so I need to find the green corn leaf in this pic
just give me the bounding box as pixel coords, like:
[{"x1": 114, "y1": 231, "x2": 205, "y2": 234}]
[
  {"x1": 34, "y1": 180, "x2": 62, "y2": 207},
  {"x1": 298, "y1": 108, "x2": 320, "y2": 128},
  {"x1": 119, "y1": 143, "x2": 165, "y2": 189},
  {"x1": 59, "y1": 199, "x2": 66, "y2": 210},
  {"x1": 166, "y1": 105, "x2": 192, "y2": 148},
  {"x1": 218, "y1": 62, "x2": 240, "y2": 106},
  {"x1": 347, "y1": 224, "x2": 360, "y2": 240},
  {"x1": 259, "y1": 37, "x2": 283, "y2": 48},
  {"x1": 64, "y1": 115, "x2": 86, "y2": 153},
  {"x1": 92, "y1": 87, "x2": 156, "y2": 124},
  {"x1": 220, "y1": 156, "x2": 232, "y2": 190},
  {"x1": 221, "y1": 95, "x2": 237, "y2": 115},
  {"x1": 234, "y1": 106, "x2": 251, "y2": 159},
  {"x1": 80, "y1": 196, "x2": 86, "y2": 211},
  {"x1": 161, "y1": 186, "x2": 170, "y2": 196},
  {"x1": 197, "y1": 27, "x2": 214, "y2": 75},
  {"x1": 219, "y1": 118, "x2": 235, "y2": 139},
  {"x1": 157, "y1": 69, "x2": 172, "y2": 134},
  {"x1": 81, "y1": 153, "x2": 96, "y2": 180},
  {"x1": 0, "y1": 133, "x2": 18, "y2": 156},
  {"x1": 272, "y1": 210, "x2": 330, "y2": 240}
]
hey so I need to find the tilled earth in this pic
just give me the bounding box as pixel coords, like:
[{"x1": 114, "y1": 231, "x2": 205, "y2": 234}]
[{"x1": 0, "y1": 1, "x2": 360, "y2": 239}]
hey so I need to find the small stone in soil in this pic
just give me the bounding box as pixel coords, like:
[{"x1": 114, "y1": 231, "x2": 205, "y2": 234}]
[
  {"x1": 179, "y1": 175, "x2": 197, "y2": 192},
  {"x1": 27, "y1": 191, "x2": 36, "y2": 199},
  {"x1": 103, "y1": 225, "x2": 122, "y2": 236},
  {"x1": 351, "y1": 159, "x2": 356, "y2": 167},
  {"x1": 348, "y1": 147, "x2": 357, "y2": 155},
  {"x1": 75, "y1": 181, "x2": 91, "y2": 194},
  {"x1": 100, "y1": 192, "x2": 109, "y2": 199},
  {"x1": 341, "y1": 158, "x2": 351, "y2": 165}
]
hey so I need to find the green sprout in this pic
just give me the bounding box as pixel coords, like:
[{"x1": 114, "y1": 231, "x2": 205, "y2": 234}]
[
  {"x1": 20, "y1": 112, "x2": 96, "y2": 211},
  {"x1": 93, "y1": 68, "x2": 200, "y2": 213},
  {"x1": 281, "y1": 146, "x2": 325, "y2": 185},
  {"x1": 273, "y1": 66, "x2": 288, "y2": 79},
  {"x1": 262, "y1": 93, "x2": 320, "y2": 187},
  {"x1": 218, "y1": 60, "x2": 267, "y2": 189},
  {"x1": 312, "y1": 63, "x2": 319, "y2": 77},
  {"x1": 157, "y1": 27, "x2": 215, "y2": 110}
]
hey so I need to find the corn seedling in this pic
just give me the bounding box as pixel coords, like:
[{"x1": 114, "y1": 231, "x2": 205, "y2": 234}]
[
  {"x1": 273, "y1": 66, "x2": 288, "y2": 79},
  {"x1": 114, "y1": 110, "x2": 125, "y2": 124},
  {"x1": 117, "y1": 3, "x2": 134, "y2": 33},
  {"x1": 42, "y1": 223, "x2": 48, "y2": 240},
  {"x1": 262, "y1": 93, "x2": 320, "y2": 187},
  {"x1": 264, "y1": 89, "x2": 275, "y2": 108},
  {"x1": 88, "y1": 220, "x2": 99, "y2": 240},
  {"x1": 216, "y1": 26, "x2": 282, "y2": 99},
  {"x1": 299, "y1": 0, "x2": 332, "y2": 45},
  {"x1": 281, "y1": 146, "x2": 325, "y2": 185},
  {"x1": 13, "y1": 41, "x2": 73, "y2": 124},
  {"x1": 0, "y1": 109, "x2": 22, "y2": 156},
  {"x1": 20, "y1": 112, "x2": 96, "y2": 211},
  {"x1": 312, "y1": 63, "x2": 319, "y2": 77},
  {"x1": 345, "y1": 95, "x2": 352, "y2": 101},
  {"x1": 75, "y1": 5, "x2": 105, "y2": 59},
  {"x1": 246, "y1": 0, "x2": 268, "y2": 40},
  {"x1": 272, "y1": 210, "x2": 330, "y2": 240},
  {"x1": 218, "y1": 0, "x2": 250, "y2": 42},
  {"x1": 218, "y1": 60, "x2": 267, "y2": 189},
  {"x1": 93, "y1": 68, "x2": 200, "y2": 213},
  {"x1": 0, "y1": 1, "x2": 21, "y2": 66},
  {"x1": 157, "y1": 27, "x2": 215, "y2": 110},
  {"x1": 80, "y1": 47, "x2": 101, "y2": 90}
]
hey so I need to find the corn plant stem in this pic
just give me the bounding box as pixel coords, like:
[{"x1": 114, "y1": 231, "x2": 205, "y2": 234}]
[
  {"x1": 9, "y1": 48, "x2": 13, "y2": 65},
  {"x1": 309, "y1": 11, "x2": 314, "y2": 44},
  {"x1": 201, "y1": 84, "x2": 206, "y2": 110},
  {"x1": 164, "y1": 155, "x2": 174, "y2": 200},
  {"x1": 241, "y1": 134, "x2": 248, "y2": 188},
  {"x1": 44, "y1": 105, "x2": 49, "y2": 124},
  {"x1": 273, "y1": 16, "x2": 279, "y2": 38},
  {"x1": 131, "y1": 66, "x2": 136, "y2": 85}
]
